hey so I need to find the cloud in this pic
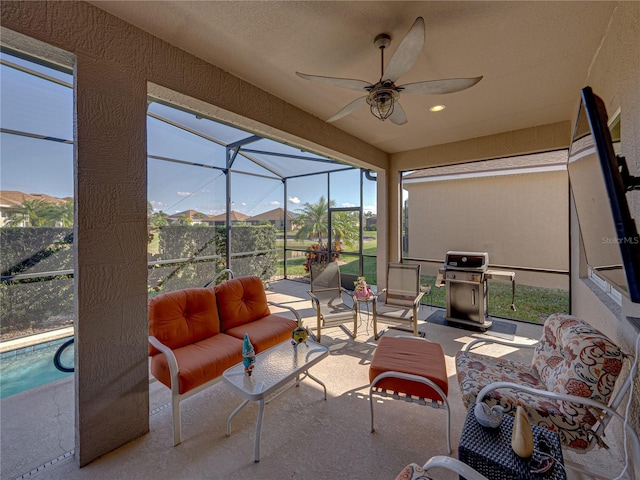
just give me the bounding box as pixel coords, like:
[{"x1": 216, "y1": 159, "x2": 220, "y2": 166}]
[
  {"x1": 176, "y1": 191, "x2": 191, "y2": 197},
  {"x1": 150, "y1": 200, "x2": 165, "y2": 210},
  {"x1": 341, "y1": 202, "x2": 356, "y2": 208},
  {"x1": 288, "y1": 196, "x2": 301, "y2": 204},
  {"x1": 363, "y1": 205, "x2": 377, "y2": 214},
  {"x1": 270, "y1": 200, "x2": 281, "y2": 206}
]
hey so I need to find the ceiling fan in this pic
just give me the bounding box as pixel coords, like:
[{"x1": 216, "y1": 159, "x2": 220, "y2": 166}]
[{"x1": 296, "y1": 17, "x2": 482, "y2": 125}]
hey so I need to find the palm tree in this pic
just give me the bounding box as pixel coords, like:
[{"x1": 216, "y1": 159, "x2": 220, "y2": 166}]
[
  {"x1": 294, "y1": 196, "x2": 335, "y2": 244},
  {"x1": 20, "y1": 199, "x2": 58, "y2": 226},
  {"x1": 53, "y1": 199, "x2": 74, "y2": 227},
  {"x1": 331, "y1": 210, "x2": 359, "y2": 250},
  {"x1": 178, "y1": 214, "x2": 192, "y2": 225},
  {"x1": 150, "y1": 210, "x2": 169, "y2": 228},
  {"x1": 20, "y1": 199, "x2": 74, "y2": 227}
]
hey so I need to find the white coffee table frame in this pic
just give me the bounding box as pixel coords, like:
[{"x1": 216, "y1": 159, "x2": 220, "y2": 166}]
[{"x1": 222, "y1": 339, "x2": 329, "y2": 461}]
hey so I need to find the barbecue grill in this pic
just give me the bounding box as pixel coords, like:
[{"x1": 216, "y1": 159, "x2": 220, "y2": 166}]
[{"x1": 440, "y1": 251, "x2": 515, "y2": 330}]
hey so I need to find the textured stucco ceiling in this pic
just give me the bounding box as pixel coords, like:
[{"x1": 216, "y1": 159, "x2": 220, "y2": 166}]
[{"x1": 90, "y1": 1, "x2": 617, "y2": 154}]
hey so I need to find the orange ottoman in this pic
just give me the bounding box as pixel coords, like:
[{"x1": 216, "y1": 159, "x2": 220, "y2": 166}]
[{"x1": 369, "y1": 335, "x2": 451, "y2": 453}]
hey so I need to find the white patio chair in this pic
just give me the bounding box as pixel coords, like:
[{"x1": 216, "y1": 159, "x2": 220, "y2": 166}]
[
  {"x1": 308, "y1": 261, "x2": 357, "y2": 342},
  {"x1": 372, "y1": 263, "x2": 424, "y2": 339}
]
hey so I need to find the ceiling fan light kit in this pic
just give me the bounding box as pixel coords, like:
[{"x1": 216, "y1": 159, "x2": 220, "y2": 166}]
[
  {"x1": 366, "y1": 83, "x2": 398, "y2": 120},
  {"x1": 296, "y1": 16, "x2": 482, "y2": 125}
]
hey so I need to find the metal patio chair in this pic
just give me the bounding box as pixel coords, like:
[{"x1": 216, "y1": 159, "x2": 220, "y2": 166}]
[
  {"x1": 395, "y1": 456, "x2": 489, "y2": 480},
  {"x1": 372, "y1": 263, "x2": 424, "y2": 339},
  {"x1": 308, "y1": 261, "x2": 357, "y2": 342}
]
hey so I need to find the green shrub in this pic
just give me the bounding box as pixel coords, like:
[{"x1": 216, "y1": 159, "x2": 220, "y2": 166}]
[{"x1": 0, "y1": 228, "x2": 74, "y2": 338}]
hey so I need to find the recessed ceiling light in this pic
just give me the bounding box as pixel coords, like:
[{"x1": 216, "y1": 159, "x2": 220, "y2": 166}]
[{"x1": 430, "y1": 105, "x2": 446, "y2": 112}]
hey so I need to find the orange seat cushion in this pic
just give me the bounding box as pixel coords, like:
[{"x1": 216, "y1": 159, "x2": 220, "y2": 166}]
[
  {"x1": 148, "y1": 288, "x2": 220, "y2": 356},
  {"x1": 369, "y1": 336, "x2": 448, "y2": 401},
  {"x1": 225, "y1": 314, "x2": 298, "y2": 353},
  {"x1": 150, "y1": 333, "x2": 243, "y2": 394},
  {"x1": 215, "y1": 276, "x2": 271, "y2": 331}
]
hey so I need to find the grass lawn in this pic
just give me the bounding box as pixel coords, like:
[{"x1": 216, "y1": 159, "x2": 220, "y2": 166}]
[
  {"x1": 278, "y1": 257, "x2": 568, "y2": 324},
  {"x1": 420, "y1": 276, "x2": 569, "y2": 324}
]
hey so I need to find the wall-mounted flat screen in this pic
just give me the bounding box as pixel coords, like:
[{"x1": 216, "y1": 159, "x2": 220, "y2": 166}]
[{"x1": 568, "y1": 87, "x2": 640, "y2": 302}]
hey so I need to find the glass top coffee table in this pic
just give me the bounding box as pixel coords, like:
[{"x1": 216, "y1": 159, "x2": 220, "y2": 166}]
[{"x1": 223, "y1": 339, "x2": 329, "y2": 462}]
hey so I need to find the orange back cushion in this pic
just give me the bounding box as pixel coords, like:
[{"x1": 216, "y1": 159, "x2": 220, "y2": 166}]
[
  {"x1": 148, "y1": 288, "x2": 220, "y2": 355},
  {"x1": 215, "y1": 276, "x2": 270, "y2": 331}
]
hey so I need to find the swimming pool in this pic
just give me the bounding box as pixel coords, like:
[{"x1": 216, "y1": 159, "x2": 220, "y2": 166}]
[{"x1": 0, "y1": 338, "x2": 74, "y2": 398}]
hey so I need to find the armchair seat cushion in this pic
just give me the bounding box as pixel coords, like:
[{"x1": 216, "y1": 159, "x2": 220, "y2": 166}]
[
  {"x1": 150, "y1": 333, "x2": 243, "y2": 394},
  {"x1": 456, "y1": 350, "x2": 543, "y2": 408}
]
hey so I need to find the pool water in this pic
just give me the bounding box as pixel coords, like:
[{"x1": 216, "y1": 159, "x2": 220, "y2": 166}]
[{"x1": 0, "y1": 339, "x2": 74, "y2": 398}]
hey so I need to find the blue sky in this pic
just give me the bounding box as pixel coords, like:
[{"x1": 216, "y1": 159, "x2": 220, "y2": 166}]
[{"x1": 1, "y1": 52, "x2": 376, "y2": 217}]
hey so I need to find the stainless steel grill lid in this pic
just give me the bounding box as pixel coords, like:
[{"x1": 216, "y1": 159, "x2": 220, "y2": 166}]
[{"x1": 444, "y1": 251, "x2": 489, "y2": 271}]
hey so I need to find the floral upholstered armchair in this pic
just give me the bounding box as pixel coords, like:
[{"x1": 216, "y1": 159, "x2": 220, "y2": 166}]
[{"x1": 455, "y1": 313, "x2": 638, "y2": 463}]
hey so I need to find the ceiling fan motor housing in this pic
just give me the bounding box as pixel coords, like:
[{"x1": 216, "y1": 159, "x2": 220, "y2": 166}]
[{"x1": 374, "y1": 33, "x2": 391, "y2": 49}]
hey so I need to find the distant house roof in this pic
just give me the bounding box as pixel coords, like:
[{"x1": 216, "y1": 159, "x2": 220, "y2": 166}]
[
  {"x1": 248, "y1": 207, "x2": 293, "y2": 221},
  {"x1": 209, "y1": 210, "x2": 250, "y2": 222},
  {"x1": 403, "y1": 150, "x2": 567, "y2": 182},
  {"x1": 167, "y1": 209, "x2": 213, "y2": 221},
  {"x1": 166, "y1": 208, "x2": 296, "y2": 223},
  {"x1": 0, "y1": 190, "x2": 70, "y2": 207}
]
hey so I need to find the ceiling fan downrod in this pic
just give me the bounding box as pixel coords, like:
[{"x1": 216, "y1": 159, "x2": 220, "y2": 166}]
[
  {"x1": 369, "y1": 33, "x2": 396, "y2": 120},
  {"x1": 374, "y1": 33, "x2": 391, "y2": 81}
]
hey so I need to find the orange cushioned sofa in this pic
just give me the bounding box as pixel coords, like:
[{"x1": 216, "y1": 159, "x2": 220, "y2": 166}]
[{"x1": 148, "y1": 275, "x2": 301, "y2": 445}]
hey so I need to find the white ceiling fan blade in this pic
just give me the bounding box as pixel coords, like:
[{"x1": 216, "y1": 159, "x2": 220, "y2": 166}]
[
  {"x1": 327, "y1": 96, "x2": 368, "y2": 122},
  {"x1": 296, "y1": 72, "x2": 372, "y2": 92},
  {"x1": 389, "y1": 102, "x2": 408, "y2": 125},
  {"x1": 399, "y1": 76, "x2": 483, "y2": 95},
  {"x1": 383, "y1": 17, "x2": 425, "y2": 83}
]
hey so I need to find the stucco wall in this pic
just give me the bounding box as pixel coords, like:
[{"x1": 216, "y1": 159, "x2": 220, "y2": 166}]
[
  {"x1": 405, "y1": 168, "x2": 569, "y2": 289},
  {"x1": 0, "y1": 0, "x2": 387, "y2": 466},
  {"x1": 570, "y1": 2, "x2": 640, "y2": 467},
  {"x1": 388, "y1": 121, "x2": 571, "y2": 264}
]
